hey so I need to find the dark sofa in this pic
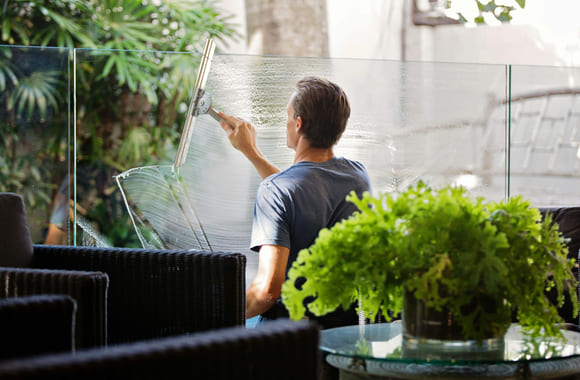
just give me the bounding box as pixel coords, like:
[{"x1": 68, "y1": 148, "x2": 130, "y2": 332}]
[
  {"x1": 0, "y1": 192, "x2": 246, "y2": 349},
  {"x1": 0, "y1": 319, "x2": 321, "y2": 380}
]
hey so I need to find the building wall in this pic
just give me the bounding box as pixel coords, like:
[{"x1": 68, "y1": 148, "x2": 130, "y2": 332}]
[
  {"x1": 244, "y1": 0, "x2": 329, "y2": 56},
  {"x1": 214, "y1": 0, "x2": 248, "y2": 54},
  {"x1": 326, "y1": 0, "x2": 405, "y2": 61},
  {"x1": 218, "y1": 0, "x2": 580, "y2": 68}
]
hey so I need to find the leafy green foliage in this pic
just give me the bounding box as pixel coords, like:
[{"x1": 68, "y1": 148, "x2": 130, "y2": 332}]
[
  {"x1": 0, "y1": 122, "x2": 56, "y2": 209},
  {"x1": 448, "y1": 0, "x2": 525, "y2": 24},
  {"x1": 282, "y1": 182, "x2": 577, "y2": 340},
  {"x1": 0, "y1": 1, "x2": 237, "y2": 246}
]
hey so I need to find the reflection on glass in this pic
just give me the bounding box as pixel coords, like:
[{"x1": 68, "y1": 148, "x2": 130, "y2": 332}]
[
  {"x1": 73, "y1": 48, "x2": 200, "y2": 248},
  {"x1": 0, "y1": 46, "x2": 70, "y2": 245}
]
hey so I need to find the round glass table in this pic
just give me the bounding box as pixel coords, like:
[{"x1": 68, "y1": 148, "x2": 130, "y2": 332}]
[{"x1": 320, "y1": 321, "x2": 580, "y2": 379}]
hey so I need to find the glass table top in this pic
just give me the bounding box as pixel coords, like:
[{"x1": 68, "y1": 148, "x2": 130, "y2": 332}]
[{"x1": 320, "y1": 321, "x2": 580, "y2": 365}]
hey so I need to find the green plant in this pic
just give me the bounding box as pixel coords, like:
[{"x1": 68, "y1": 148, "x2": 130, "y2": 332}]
[
  {"x1": 282, "y1": 182, "x2": 578, "y2": 341},
  {"x1": 0, "y1": 1, "x2": 238, "y2": 246},
  {"x1": 448, "y1": 0, "x2": 525, "y2": 24}
]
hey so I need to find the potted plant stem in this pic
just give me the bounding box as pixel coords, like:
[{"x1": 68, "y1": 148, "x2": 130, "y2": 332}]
[{"x1": 281, "y1": 182, "x2": 578, "y2": 341}]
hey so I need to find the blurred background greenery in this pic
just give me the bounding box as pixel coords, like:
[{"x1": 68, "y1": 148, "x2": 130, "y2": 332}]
[{"x1": 0, "y1": 0, "x2": 238, "y2": 246}]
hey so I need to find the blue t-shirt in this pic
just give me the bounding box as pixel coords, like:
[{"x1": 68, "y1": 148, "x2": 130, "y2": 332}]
[
  {"x1": 251, "y1": 157, "x2": 371, "y2": 328},
  {"x1": 251, "y1": 157, "x2": 371, "y2": 271}
]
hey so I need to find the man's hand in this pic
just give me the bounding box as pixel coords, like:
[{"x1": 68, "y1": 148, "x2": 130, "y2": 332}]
[
  {"x1": 219, "y1": 111, "x2": 281, "y2": 179},
  {"x1": 219, "y1": 112, "x2": 258, "y2": 157}
]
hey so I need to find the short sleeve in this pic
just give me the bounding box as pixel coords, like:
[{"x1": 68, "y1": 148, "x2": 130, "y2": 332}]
[{"x1": 250, "y1": 181, "x2": 291, "y2": 252}]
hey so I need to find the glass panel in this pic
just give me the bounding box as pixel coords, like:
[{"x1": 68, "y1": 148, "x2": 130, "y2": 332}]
[
  {"x1": 509, "y1": 64, "x2": 580, "y2": 206},
  {"x1": 73, "y1": 48, "x2": 198, "y2": 247},
  {"x1": 74, "y1": 50, "x2": 508, "y2": 284},
  {"x1": 206, "y1": 57, "x2": 508, "y2": 199},
  {"x1": 0, "y1": 46, "x2": 70, "y2": 245}
]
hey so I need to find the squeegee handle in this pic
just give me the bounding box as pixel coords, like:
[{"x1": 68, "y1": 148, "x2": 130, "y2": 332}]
[{"x1": 208, "y1": 107, "x2": 234, "y2": 128}]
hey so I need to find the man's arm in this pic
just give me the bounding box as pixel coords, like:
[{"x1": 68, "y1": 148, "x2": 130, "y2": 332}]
[
  {"x1": 219, "y1": 112, "x2": 280, "y2": 179},
  {"x1": 246, "y1": 244, "x2": 289, "y2": 319}
]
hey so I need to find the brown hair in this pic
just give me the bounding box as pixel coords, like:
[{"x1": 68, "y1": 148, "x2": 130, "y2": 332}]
[{"x1": 291, "y1": 76, "x2": 351, "y2": 148}]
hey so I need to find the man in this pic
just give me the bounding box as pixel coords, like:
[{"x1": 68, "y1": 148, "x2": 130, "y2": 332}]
[{"x1": 219, "y1": 76, "x2": 371, "y2": 328}]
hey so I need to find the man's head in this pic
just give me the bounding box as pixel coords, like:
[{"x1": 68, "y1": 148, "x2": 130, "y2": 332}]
[{"x1": 288, "y1": 77, "x2": 350, "y2": 149}]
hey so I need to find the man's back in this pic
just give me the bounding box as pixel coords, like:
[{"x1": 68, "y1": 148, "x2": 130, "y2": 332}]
[
  {"x1": 251, "y1": 157, "x2": 371, "y2": 327},
  {"x1": 251, "y1": 157, "x2": 370, "y2": 268},
  {"x1": 218, "y1": 76, "x2": 369, "y2": 325}
]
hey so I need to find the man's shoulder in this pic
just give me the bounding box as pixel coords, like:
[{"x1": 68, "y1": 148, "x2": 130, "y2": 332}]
[
  {"x1": 264, "y1": 158, "x2": 367, "y2": 182},
  {"x1": 332, "y1": 157, "x2": 367, "y2": 170},
  {"x1": 261, "y1": 157, "x2": 368, "y2": 183},
  {"x1": 257, "y1": 167, "x2": 302, "y2": 196}
]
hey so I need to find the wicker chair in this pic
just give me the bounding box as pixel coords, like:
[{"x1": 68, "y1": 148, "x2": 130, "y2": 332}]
[
  {"x1": 0, "y1": 295, "x2": 77, "y2": 360},
  {"x1": 0, "y1": 267, "x2": 108, "y2": 349},
  {"x1": 0, "y1": 319, "x2": 320, "y2": 380},
  {"x1": 32, "y1": 245, "x2": 246, "y2": 344},
  {"x1": 0, "y1": 192, "x2": 247, "y2": 349}
]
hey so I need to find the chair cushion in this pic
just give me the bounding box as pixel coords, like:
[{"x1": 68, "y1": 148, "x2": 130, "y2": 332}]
[{"x1": 0, "y1": 193, "x2": 33, "y2": 267}]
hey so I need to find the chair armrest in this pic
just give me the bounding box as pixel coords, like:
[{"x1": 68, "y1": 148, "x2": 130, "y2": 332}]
[
  {"x1": 0, "y1": 319, "x2": 320, "y2": 380},
  {"x1": 0, "y1": 295, "x2": 76, "y2": 360},
  {"x1": 33, "y1": 245, "x2": 246, "y2": 344},
  {"x1": 0, "y1": 267, "x2": 108, "y2": 348}
]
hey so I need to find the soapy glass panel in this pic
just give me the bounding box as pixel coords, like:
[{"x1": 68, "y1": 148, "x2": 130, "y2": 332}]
[
  {"x1": 0, "y1": 45, "x2": 70, "y2": 245},
  {"x1": 118, "y1": 55, "x2": 508, "y2": 254},
  {"x1": 206, "y1": 56, "x2": 508, "y2": 197},
  {"x1": 73, "y1": 48, "x2": 204, "y2": 247},
  {"x1": 75, "y1": 50, "x2": 508, "y2": 251},
  {"x1": 508, "y1": 64, "x2": 580, "y2": 206}
]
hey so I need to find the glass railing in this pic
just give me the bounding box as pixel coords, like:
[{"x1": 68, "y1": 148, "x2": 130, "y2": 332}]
[
  {"x1": 0, "y1": 46, "x2": 70, "y2": 245},
  {"x1": 2, "y1": 45, "x2": 578, "y2": 253},
  {"x1": 508, "y1": 64, "x2": 580, "y2": 206},
  {"x1": 75, "y1": 52, "x2": 510, "y2": 255},
  {"x1": 71, "y1": 48, "x2": 198, "y2": 247}
]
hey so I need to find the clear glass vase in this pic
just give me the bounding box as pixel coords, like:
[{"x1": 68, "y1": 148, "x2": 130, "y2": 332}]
[{"x1": 401, "y1": 289, "x2": 506, "y2": 360}]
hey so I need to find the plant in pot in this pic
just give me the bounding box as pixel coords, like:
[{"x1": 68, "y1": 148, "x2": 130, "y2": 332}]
[{"x1": 281, "y1": 182, "x2": 578, "y2": 344}]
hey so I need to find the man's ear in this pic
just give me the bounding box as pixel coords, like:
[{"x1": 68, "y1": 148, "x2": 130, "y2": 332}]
[{"x1": 296, "y1": 116, "x2": 303, "y2": 132}]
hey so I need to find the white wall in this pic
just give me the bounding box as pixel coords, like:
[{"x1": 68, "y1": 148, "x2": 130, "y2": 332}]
[
  {"x1": 214, "y1": 0, "x2": 248, "y2": 54},
  {"x1": 218, "y1": 0, "x2": 580, "y2": 68},
  {"x1": 326, "y1": 0, "x2": 405, "y2": 60},
  {"x1": 428, "y1": 24, "x2": 566, "y2": 66}
]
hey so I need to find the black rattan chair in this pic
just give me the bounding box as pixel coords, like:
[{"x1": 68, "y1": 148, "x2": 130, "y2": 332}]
[
  {"x1": 1, "y1": 192, "x2": 246, "y2": 348},
  {"x1": 0, "y1": 319, "x2": 320, "y2": 380},
  {"x1": 0, "y1": 267, "x2": 108, "y2": 349},
  {"x1": 0, "y1": 295, "x2": 77, "y2": 360},
  {"x1": 31, "y1": 245, "x2": 246, "y2": 344},
  {"x1": 0, "y1": 192, "x2": 109, "y2": 348}
]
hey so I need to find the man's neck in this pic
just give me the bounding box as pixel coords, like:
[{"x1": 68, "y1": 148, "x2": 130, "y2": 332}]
[{"x1": 293, "y1": 141, "x2": 334, "y2": 164}]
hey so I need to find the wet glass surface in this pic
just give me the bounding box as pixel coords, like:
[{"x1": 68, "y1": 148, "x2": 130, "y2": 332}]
[{"x1": 112, "y1": 54, "x2": 510, "y2": 255}]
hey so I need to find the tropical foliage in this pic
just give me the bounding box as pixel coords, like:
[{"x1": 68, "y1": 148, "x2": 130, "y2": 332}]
[{"x1": 0, "y1": 0, "x2": 237, "y2": 245}]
